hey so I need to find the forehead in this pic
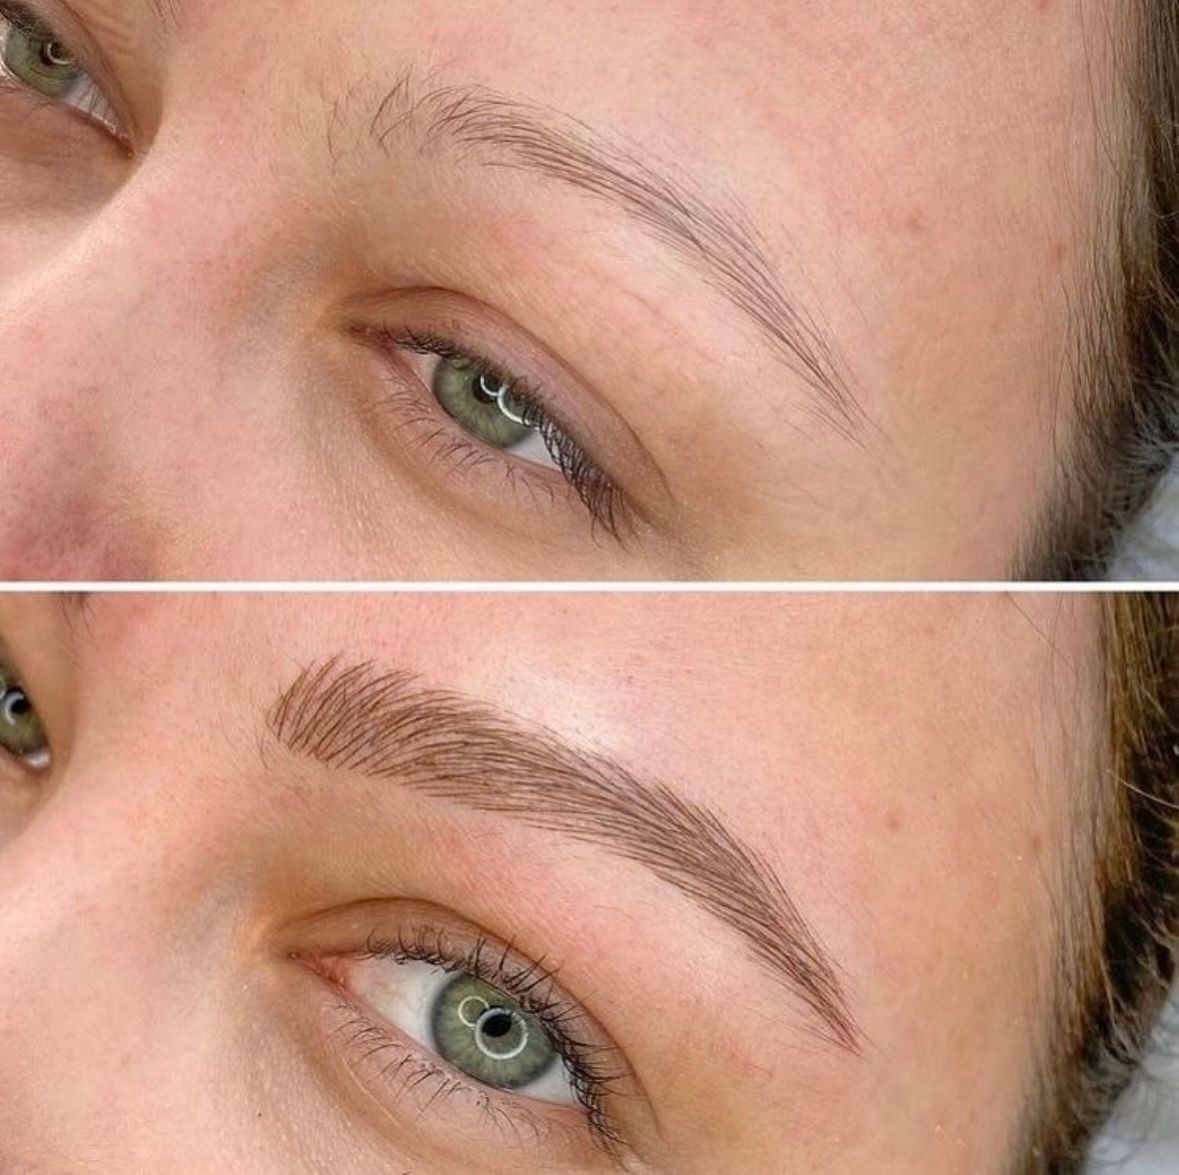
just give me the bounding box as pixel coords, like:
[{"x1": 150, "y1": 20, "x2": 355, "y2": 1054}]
[
  {"x1": 207, "y1": 0, "x2": 1117, "y2": 264},
  {"x1": 69, "y1": 591, "x2": 1099, "y2": 819}
]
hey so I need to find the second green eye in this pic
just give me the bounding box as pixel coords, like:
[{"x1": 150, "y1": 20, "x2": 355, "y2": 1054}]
[
  {"x1": 0, "y1": 663, "x2": 47, "y2": 765},
  {"x1": 433, "y1": 358, "x2": 538, "y2": 450},
  {"x1": 431, "y1": 973, "x2": 560, "y2": 1090},
  {"x1": 1, "y1": 14, "x2": 83, "y2": 100}
]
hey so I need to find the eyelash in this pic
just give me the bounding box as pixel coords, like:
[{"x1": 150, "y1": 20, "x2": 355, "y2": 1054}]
[
  {"x1": 375, "y1": 328, "x2": 629, "y2": 539},
  {"x1": 0, "y1": 0, "x2": 43, "y2": 39},
  {"x1": 0, "y1": 658, "x2": 50, "y2": 772},
  {"x1": 2, "y1": 9, "x2": 628, "y2": 541},
  {"x1": 0, "y1": 1, "x2": 123, "y2": 141},
  {"x1": 332, "y1": 924, "x2": 626, "y2": 1151}
]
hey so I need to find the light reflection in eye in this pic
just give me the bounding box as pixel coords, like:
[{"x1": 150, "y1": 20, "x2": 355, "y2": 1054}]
[
  {"x1": 429, "y1": 356, "x2": 561, "y2": 471},
  {"x1": 348, "y1": 956, "x2": 579, "y2": 1105},
  {"x1": 0, "y1": 661, "x2": 50, "y2": 769},
  {"x1": 0, "y1": 5, "x2": 124, "y2": 140}
]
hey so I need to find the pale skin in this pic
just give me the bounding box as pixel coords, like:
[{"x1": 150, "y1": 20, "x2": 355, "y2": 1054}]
[
  {"x1": 0, "y1": 0, "x2": 1123, "y2": 580},
  {"x1": 0, "y1": 594, "x2": 1102, "y2": 1171}
]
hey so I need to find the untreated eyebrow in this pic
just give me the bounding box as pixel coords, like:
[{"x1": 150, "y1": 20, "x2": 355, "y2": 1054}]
[
  {"x1": 363, "y1": 73, "x2": 861, "y2": 438},
  {"x1": 267, "y1": 657, "x2": 859, "y2": 1050}
]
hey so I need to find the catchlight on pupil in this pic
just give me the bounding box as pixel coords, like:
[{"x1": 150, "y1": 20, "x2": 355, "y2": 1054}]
[
  {"x1": 2, "y1": 19, "x2": 83, "y2": 99},
  {"x1": 433, "y1": 358, "x2": 537, "y2": 451},
  {"x1": 430, "y1": 973, "x2": 559, "y2": 1089}
]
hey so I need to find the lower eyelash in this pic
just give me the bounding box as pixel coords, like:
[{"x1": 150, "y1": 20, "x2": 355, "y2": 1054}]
[
  {"x1": 0, "y1": 12, "x2": 127, "y2": 146},
  {"x1": 331, "y1": 1003, "x2": 564, "y2": 1150},
  {"x1": 357, "y1": 929, "x2": 627, "y2": 1150},
  {"x1": 366, "y1": 327, "x2": 630, "y2": 540}
]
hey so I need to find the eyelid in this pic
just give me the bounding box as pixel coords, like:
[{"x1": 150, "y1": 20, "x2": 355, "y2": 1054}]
[
  {"x1": 369, "y1": 327, "x2": 632, "y2": 537},
  {"x1": 0, "y1": 0, "x2": 136, "y2": 146},
  {"x1": 313, "y1": 995, "x2": 619, "y2": 1169},
  {"x1": 279, "y1": 901, "x2": 648, "y2": 1155},
  {"x1": 345, "y1": 292, "x2": 679, "y2": 532}
]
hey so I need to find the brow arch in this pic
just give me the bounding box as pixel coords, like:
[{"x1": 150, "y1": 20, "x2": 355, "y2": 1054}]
[{"x1": 363, "y1": 70, "x2": 862, "y2": 438}]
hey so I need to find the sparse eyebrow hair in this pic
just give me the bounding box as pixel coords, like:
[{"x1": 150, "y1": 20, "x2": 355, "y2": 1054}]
[
  {"x1": 267, "y1": 657, "x2": 859, "y2": 1050},
  {"x1": 363, "y1": 73, "x2": 862, "y2": 439}
]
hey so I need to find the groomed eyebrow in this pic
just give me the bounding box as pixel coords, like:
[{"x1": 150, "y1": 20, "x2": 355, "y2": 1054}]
[
  {"x1": 267, "y1": 657, "x2": 859, "y2": 1050},
  {"x1": 363, "y1": 72, "x2": 862, "y2": 438}
]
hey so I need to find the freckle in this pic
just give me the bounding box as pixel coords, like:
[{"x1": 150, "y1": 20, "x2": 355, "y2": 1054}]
[
  {"x1": 905, "y1": 212, "x2": 925, "y2": 236},
  {"x1": 1050, "y1": 240, "x2": 1067, "y2": 269},
  {"x1": 1029, "y1": 832, "x2": 1043, "y2": 859},
  {"x1": 885, "y1": 809, "x2": 902, "y2": 833}
]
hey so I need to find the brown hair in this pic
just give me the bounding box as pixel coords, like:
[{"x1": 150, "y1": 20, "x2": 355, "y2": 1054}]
[
  {"x1": 1020, "y1": 4, "x2": 1179, "y2": 581},
  {"x1": 1020, "y1": 593, "x2": 1179, "y2": 1172}
]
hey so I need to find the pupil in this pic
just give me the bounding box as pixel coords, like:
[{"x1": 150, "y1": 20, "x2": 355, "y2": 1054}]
[
  {"x1": 473, "y1": 372, "x2": 503, "y2": 405},
  {"x1": 480, "y1": 1011, "x2": 514, "y2": 1039},
  {"x1": 8, "y1": 692, "x2": 30, "y2": 718},
  {"x1": 40, "y1": 42, "x2": 74, "y2": 68}
]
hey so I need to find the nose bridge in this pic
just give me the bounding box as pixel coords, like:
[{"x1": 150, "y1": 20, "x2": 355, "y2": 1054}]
[
  {"x1": 0, "y1": 787, "x2": 164, "y2": 1127},
  {"x1": 0, "y1": 775, "x2": 178, "y2": 991},
  {"x1": 0, "y1": 141, "x2": 312, "y2": 579},
  {"x1": 0, "y1": 766, "x2": 249, "y2": 1167}
]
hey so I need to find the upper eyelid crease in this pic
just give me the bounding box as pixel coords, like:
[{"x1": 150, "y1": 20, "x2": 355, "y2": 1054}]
[
  {"x1": 266, "y1": 657, "x2": 860, "y2": 1052},
  {"x1": 361, "y1": 70, "x2": 863, "y2": 441}
]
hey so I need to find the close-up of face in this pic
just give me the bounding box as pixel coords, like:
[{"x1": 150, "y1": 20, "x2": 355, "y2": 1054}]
[
  {"x1": 0, "y1": 592, "x2": 1134, "y2": 1172},
  {"x1": 0, "y1": 0, "x2": 1167, "y2": 581}
]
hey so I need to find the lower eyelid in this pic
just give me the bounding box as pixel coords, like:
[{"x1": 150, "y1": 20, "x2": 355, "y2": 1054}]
[
  {"x1": 307, "y1": 980, "x2": 607, "y2": 1165},
  {"x1": 383, "y1": 376, "x2": 563, "y2": 498},
  {"x1": 366, "y1": 359, "x2": 610, "y2": 526},
  {"x1": 349, "y1": 326, "x2": 636, "y2": 529}
]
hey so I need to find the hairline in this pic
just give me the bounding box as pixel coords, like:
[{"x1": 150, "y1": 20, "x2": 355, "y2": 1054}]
[{"x1": 1017, "y1": 0, "x2": 1178, "y2": 582}]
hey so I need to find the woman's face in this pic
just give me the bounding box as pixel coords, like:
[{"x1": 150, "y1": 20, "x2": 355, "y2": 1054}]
[
  {"x1": 0, "y1": 593, "x2": 1098, "y2": 1172},
  {"x1": 0, "y1": 0, "x2": 1121, "y2": 580}
]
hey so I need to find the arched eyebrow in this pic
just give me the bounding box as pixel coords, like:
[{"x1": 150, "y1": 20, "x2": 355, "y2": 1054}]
[
  {"x1": 266, "y1": 656, "x2": 860, "y2": 1051},
  {"x1": 362, "y1": 72, "x2": 862, "y2": 439}
]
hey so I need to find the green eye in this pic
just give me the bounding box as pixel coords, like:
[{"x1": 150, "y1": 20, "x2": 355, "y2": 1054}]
[
  {"x1": 0, "y1": 663, "x2": 47, "y2": 764},
  {"x1": 1, "y1": 15, "x2": 83, "y2": 100},
  {"x1": 431, "y1": 973, "x2": 560, "y2": 1090},
  {"x1": 433, "y1": 358, "x2": 538, "y2": 451}
]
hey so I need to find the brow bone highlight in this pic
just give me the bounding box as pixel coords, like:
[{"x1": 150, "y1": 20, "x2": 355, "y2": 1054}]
[{"x1": 269, "y1": 658, "x2": 860, "y2": 1050}]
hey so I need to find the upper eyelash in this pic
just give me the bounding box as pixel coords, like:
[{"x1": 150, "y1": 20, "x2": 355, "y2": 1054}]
[
  {"x1": 356, "y1": 925, "x2": 627, "y2": 1150},
  {"x1": 1, "y1": 8, "x2": 618, "y2": 539},
  {"x1": 0, "y1": 1, "x2": 44, "y2": 33},
  {"x1": 381, "y1": 329, "x2": 628, "y2": 539},
  {"x1": 0, "y1": 1, "x2": 127, "y2": 145}
]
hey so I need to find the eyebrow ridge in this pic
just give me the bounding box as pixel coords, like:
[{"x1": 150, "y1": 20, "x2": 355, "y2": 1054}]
[
  {"x1": 366, "y1": 73, "x2": 862, "y2": 439},
  {"x1": 268, "y1": 657, "x2": 859, "y2": 1050}
]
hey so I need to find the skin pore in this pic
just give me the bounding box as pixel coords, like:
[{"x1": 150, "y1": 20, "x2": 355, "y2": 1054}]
[
  {"x1": 0, "y1": 0, "x2": 1128, "y2": 580},
  {"x1": 0, "y1": 593, "x2": 1103, "y2": 1172}
]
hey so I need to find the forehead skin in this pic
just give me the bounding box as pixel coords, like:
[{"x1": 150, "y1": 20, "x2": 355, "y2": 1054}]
[
  {"x1": 0, "y1": 594, "x2": 1099, "y2": 1171},
  {"x1": 0, "y1": 0, "x2": 1122, "y2": 578}
]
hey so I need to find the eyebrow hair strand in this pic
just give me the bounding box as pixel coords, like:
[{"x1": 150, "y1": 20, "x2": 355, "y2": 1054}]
[
  {"x1": 268, "y1": 657, "x2": 860, "y2": 1050},
  {"x1": 366, "y1": 72, "x2": 862, "y2": 439}
]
